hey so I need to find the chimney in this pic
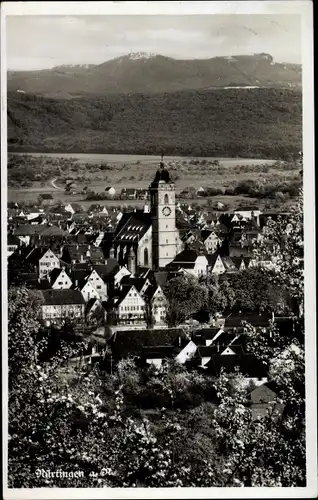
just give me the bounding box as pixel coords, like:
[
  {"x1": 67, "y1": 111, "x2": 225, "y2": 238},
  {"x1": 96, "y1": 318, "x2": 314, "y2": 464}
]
[
  {"x1": 75, "y1": 279, "x2": 78, "y2": 287},
  {"x1": 80, "y1": 254, "x2": 84, "y2": 263},
  {"x1": 109, "y1": 247, "x2": 115, "y2": 259},
  {"x1": 104, "y1": 259, "x2": 108, "y2": 265},
  {"x1": 178, "y1": 336, "x2": 181, "y2": 347}
]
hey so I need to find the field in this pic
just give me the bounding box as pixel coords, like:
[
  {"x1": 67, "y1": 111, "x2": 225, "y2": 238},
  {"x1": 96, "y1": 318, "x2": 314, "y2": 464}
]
[{"x1": 7, "y1": 153, "x2": 301, "y2": 212}]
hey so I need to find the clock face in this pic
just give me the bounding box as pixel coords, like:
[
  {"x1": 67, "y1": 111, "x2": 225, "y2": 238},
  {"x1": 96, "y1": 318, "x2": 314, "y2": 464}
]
[{"x1": 162, "y1": 206, "x2": 171, "y2": 216}]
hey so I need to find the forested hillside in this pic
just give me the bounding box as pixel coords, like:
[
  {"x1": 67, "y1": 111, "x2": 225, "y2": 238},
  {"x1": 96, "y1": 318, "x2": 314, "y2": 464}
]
[{"x1": 7, "y1": 88, "x2": 302, "y2": 159}]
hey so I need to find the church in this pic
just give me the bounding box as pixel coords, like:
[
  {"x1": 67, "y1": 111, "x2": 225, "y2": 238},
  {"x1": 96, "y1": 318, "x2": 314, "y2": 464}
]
[{"x1": 113, "y1": 158, "x2": 183, "y2": 271}]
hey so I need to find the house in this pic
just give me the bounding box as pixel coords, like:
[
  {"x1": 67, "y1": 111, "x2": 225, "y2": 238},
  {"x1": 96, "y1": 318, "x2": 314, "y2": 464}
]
[
  {"x1": 108, "y1": 327, "x2": 188, "y2": 362},
  {"x1": 105, "y1": 186, "x2": 116, "y2": 197},
  {"x1": 48, "y1": 267, "x2": 73, "y2": 289},
  {"x1": 196, "y1": 186, "x2": 206, "y2": 196},
  {"x1": 167, "y1": 249, "x2": 209, "y2": 277},
  {"x1": 40, "y1": 289, "x2": 85, "y2": 323},
  {"x1": 77, "y1": 280, "x2": 101, "y2": 303},
  {"x1": 114, "y1": 266, "x2": 131, "y2": 287},
  {"x1": 38, "y1": 194, "x2": 54, "y2": 205},
  {"x1": 224, "y1": 312, "x2": 271, "y2": 329},
  {"x1": 25, "y1": 247, "x2": 60, "y2": 278},
  {"x1": 175, "y1": 340, "x2": 198, "y2": 364},
  {"x1": 248, "y1": 382, "x2": 285, "y2": 421},
  {"x1": 206, "y1": 353, "x2": 268, "y2": 387},
  {"x1": 201, "y1": 230, "x2": 221, "y2": 254},
  {"x1": 85, "y1": 298, "x2": 107, "y2": 325},
  {"x1": 62, "y1": 244, "x2": 104, "y2": 265},
  {"x1": 85, "y1": 268, "x2": 108, "y2": 301},
  {"x1": 14, "y1": 224, "x2": 47, "y2": 246},
  {"x1": 207, "y1": 253, "x2": 226, "y2": 275},
  {"x1": 121, "y1": 188, "x2": 137, "y2": 200},
  {"x1": 113, "y1": 285, "x2": 146, "y2": 325},
  {"x1": 144, "y1": 284, "x2": 168, "y2": 325}
]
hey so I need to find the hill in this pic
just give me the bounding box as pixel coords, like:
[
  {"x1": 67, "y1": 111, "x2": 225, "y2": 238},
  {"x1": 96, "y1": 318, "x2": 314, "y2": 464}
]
[
  {"x1": 7, "y1": 87, "x2": 302, "y2": 159},
  {"x1": 7, "y1": 52, "x2": 301, "y2": 98}
]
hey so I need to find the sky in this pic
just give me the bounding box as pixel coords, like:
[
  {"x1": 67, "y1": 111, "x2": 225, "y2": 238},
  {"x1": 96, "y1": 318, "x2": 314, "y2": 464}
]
[{"x1": 6, "y1": 14, "x2": 301, "y2": 71}]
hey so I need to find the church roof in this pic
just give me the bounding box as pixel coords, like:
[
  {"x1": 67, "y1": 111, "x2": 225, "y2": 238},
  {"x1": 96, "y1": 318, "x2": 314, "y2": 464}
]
[{"x1": 114, "y1": 211, "x2": 151, "y2": 244}]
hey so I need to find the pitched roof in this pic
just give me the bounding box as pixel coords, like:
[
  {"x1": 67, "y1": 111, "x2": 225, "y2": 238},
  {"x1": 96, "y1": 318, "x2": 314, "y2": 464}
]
[
  {"x1": 207, "y1": 354, "x2": 268, "y2": 378},
  {"x1": 142, "y1": 346, "x2": 177, "y2": 359},
  {"x1": 40, "y1": 289, "x2": 85, "y2": 305},
  {"x1": 94, "y1": 259, "x2": 119, "y2": 279},
  {"x1": 224, "y1": 313, "x2": 271, "y2": 328},
  {"x1": 14, "y1": 224, "x2": 47, "y2": 236},
  {"x1": 114, "y1": 211, "x2": 151, "y2": 244},
  {"x1": 108, "y1": 327, "x2": 188, "y2": 359},
  {"x1": 8, "y1": 234, "x2": 20, "y2": 246}
]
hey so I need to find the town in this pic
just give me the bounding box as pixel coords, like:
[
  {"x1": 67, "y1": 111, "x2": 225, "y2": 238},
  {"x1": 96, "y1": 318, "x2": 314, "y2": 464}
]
[{"x1": 8, "y1": 157, "x2": 303, "y2": 392}]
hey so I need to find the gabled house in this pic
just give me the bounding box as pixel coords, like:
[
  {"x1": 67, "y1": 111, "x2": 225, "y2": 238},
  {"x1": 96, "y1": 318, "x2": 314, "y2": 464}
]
[
  {"x1": 40, "y1": 289, "x2": 85, "y2": 323},
  {"x1": 25, "y1": 247, "x2": 60, "y2": 278},
  {"x1": 175, "y1": 340, "x2": 198, "y2": 364},
  {"x1": 144, "y1": 284, "x2": 168, "y2": 325},
  {"x1": 48, "y1": 267, "x2": 73, "y2": 289},
  {"x1": 105, "y1": 186, "x2": 116, "y2": 197},
  {"x1": 62, "y1": 244, "x2": 104, "y2": 265},
  {"x1": 38, "y1": 193, "x2": 54, "y2": 206},
  {"x1": 167, "y1": 249, "x2": 209, "y2": 277},
  {"x1": 85, "y1": 268, "x2": 108, "y2": 301},
  {"x1": 114, "y1": 266, "x2": 131, "y2": 287},
  {"x1": 108, "y1": 327, "x2": 188, "y2": 362},
  {"x1": 201, "y1": 230, "x2": 221, "y2": 254},
  {"x1": 248, "y1": 382, "x2": 285, "y2": 421},
  {"x1": 207, "y1": 253, "x2": 226, "y2": 275},
  {"x1": 114, "y1": 285, "x2": 146, "y2": 325}
]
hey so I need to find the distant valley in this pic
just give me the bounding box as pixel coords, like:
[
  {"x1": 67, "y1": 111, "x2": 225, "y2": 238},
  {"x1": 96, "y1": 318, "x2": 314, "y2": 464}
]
[{"x1": 7, "y1": 52, "x2": 301, "y2": 98}]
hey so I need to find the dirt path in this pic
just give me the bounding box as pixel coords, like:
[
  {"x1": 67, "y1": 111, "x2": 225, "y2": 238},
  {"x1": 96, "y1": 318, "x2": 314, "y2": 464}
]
[{"x1": 51, "y1": 178, "x2": 64, "y2": 190}]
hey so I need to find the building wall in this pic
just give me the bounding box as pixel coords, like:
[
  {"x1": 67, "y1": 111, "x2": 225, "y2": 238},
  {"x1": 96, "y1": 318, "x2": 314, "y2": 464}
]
[
  {"x1": 211, "y1": 255, "x2": 226, "y2": 274},
  {"x1": 39, "y1": 250, "x2": 60, "y2": 278},
  {"x1": 151, "y1": 183, "x2": 178, "y2": 269},
  {"x1": 87, "y1": 270, "x2": 108, "y2": 301},
  {"x1": 80, "y1": 281, "x2": 100, "y2": 302},
  {"x1": 42, "y1": 303, "x2": 84, "y2": 320},
  {"x1": 204, "y1": 232, "x2": 221, "y2": 254},
  {"x1": 117, "y1": 286, "x2": 146, "y2": 323},
  {"x1": 137, "y1": 227, "x2": 152, "y2": 269},
  {"x1": 52, "y1": 270, "x2": 72, "y2": 289}
]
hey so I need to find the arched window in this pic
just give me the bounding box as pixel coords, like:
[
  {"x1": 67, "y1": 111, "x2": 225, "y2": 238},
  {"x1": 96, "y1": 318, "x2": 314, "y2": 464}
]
[
  {"x1": 164, "y1": 194, "x2": 169, "y2": 205},
  {"x1": 144, "y1": 248, "x2": 149, "y2": 266}
]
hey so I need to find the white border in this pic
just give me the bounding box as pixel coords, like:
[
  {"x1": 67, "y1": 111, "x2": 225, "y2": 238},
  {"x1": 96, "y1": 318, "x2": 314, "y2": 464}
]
[{"x1": 1, "y1": 2, "x2": 316, "y2": 499}]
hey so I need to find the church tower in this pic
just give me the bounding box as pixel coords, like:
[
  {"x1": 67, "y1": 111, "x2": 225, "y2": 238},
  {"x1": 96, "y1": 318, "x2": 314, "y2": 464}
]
[{"x1": 149, "y1": 156, "x2": 177, "y2": 269}]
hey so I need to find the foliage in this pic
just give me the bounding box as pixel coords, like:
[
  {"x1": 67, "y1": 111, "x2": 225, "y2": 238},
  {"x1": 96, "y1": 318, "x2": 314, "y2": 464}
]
[
  {"x1": 254, "y1": 189, "x2": 304, "y2": 315},
  {"x1": 8, "y1": 88, "x2": 302, "y2": 159},
  {"x1": 163, "y1": 275, "x2": 208, "y2": 326}
]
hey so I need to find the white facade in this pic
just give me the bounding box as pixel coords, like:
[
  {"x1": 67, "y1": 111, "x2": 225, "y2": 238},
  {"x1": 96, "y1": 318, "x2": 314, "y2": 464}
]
[
  {"x1": 137, "y1": 227, "x2": 152, "y2": 269},
  {"x1": 210, "y1": 255, "x2": 226, "y2": 275},
  {"x1": 175, "y1": 341, "x2": 197, "y2": 364},
  {"x1": 114, "y1": 266, "x2": 131, "y2": 286},
  {"x1": 51, "y1": 269, "x2": 73, "y2": 289},
  {"x1": 39, "y1": 249, "x2": 60, "y2": 278},
  {"x1": 151, "y1": 286, "x2": 167, "y2": 324},
  {"x1": 87, "y1": 269, "x2": 108, "y2": 301},
  {"x1": 117, "y1": 286, "x2": 146, "y2": 323},
  {"x1": 42, "y1": 303, "x2": 84, "y2": 321},
  {"x1": 203, "y1": 231, "x2": 221, "y2": 254},
  {"x1": 80, "y1": 281, "x2": 100, "y2": 302}
]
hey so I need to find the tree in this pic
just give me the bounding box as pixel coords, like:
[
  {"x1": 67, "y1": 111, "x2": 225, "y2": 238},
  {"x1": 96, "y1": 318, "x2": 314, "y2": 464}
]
[
  {"x1": 254, "y1": 189, "x2": 303, "y2": 316},
  {"x1": 163, "y1": 275, "x2": 208, "y2": 326}
]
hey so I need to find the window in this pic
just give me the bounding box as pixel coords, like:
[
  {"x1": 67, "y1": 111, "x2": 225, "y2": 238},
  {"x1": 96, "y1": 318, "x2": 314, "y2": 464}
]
[
  {"x1": 144, "y1": 248, "x2": 149, "y2": 266},
  {"x1": 96, "y1": 285, "x2": 101, "y2": 289},
  {"x1": 166, "y1": 225, "x2": 168, "y2": 229},
  {"x1": 164, "y1": 194, "x2": 169, "y2": 205},
  {"x1": 166, "y1": 239, "x2": 168, "y2": 244},
  {"x1": 58, "y1": 281, "x2": 63, "y2": 285}
]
